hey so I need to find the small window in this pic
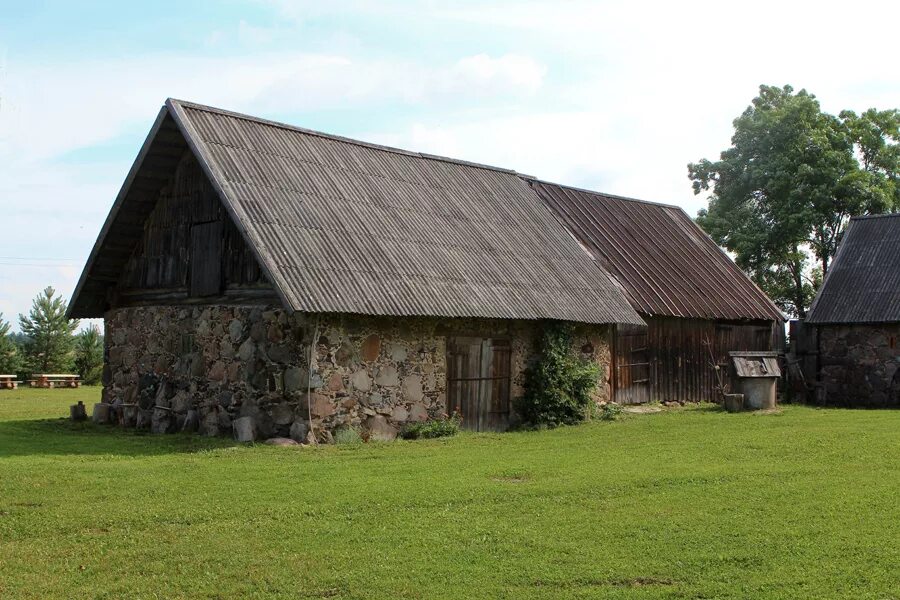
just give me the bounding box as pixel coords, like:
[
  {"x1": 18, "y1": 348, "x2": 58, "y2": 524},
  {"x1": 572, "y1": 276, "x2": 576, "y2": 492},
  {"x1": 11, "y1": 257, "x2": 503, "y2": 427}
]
[{"x1": 446, "y1": 337, "x2": 511, "y2": 431}]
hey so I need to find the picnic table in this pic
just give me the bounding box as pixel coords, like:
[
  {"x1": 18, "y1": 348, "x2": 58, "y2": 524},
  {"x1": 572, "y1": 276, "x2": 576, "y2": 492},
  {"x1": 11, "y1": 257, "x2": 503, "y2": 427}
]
[
  {"x1": 29, "y1": 374, "x2": 81, "y2": 388},
  {"x1": 0, "y1": 375, "x2": 20, "y2": 390}
]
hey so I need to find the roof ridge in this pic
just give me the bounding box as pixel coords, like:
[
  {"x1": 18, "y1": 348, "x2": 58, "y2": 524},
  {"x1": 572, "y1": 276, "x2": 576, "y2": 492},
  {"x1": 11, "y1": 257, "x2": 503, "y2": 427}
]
[
  {"x1": 849, "y1": 212, "x2": 900, "y2": 221},
  {"x1": 525, "y1": 176, "x2": 685, "y2": 211},
  {"x1": 166, "y1": 98, "x2": 528, "y2": 177}
]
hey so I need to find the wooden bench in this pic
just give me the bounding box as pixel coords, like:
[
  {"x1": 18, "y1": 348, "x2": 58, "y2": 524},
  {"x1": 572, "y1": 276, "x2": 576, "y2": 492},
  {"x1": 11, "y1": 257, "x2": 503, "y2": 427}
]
[
  {"x1": 28, "y1": 374, "x2": 81, "y2": 388},
  {"x1": 0, "y1": 375, "x2": 20, "y2": 390}
]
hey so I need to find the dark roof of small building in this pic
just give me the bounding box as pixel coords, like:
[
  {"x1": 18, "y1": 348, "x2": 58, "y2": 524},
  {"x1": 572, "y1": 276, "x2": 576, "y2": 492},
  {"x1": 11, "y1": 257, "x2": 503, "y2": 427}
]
[
  {"x1": 806, "y1": 213, "x2": 900, "y2": 324},
  {"x1": 69, "y1": 99, "x2": 643, "y2": 325},
  {"x1": 529, "y1": 180, "x2": 784, "y2": 321}
]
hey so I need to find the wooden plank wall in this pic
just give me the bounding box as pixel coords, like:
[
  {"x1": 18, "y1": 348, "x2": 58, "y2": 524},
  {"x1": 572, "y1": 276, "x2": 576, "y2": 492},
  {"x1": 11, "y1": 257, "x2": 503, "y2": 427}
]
[
  {"x1": 642, "y1": 317, "x2": 780, "y2": 403},
  {"x1": 115, "y1": 151, "x2": 273, "y2": 306}
]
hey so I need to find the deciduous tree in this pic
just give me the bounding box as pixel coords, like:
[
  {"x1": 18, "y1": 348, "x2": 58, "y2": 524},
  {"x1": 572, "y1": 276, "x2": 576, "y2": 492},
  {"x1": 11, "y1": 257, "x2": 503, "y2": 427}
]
[{"x1": 690, "y1": 85, "x2": 897, "y2": 317}]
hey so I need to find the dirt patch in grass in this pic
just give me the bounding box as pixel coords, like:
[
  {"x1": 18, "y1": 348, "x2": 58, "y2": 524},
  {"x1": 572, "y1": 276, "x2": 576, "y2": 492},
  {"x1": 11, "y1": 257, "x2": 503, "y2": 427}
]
[{"x1": 622, "y1": 405, "x2": 663, "y2": 414}]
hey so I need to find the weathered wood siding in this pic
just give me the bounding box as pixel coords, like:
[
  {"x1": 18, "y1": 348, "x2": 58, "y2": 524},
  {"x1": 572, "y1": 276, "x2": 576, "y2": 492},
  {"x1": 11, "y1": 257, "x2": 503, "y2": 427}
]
[
  {"x1": 114, "y1": 151, "x2": 274, "y2": 307},
  {"x1": 615, "y1": 317, "x2": 781, "y2": 404}
]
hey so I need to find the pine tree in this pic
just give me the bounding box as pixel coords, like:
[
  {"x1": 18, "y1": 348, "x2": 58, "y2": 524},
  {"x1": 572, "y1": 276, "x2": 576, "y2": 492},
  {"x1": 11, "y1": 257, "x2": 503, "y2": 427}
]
[
  {"x1": 0, "y1": 313, "x2": 23, "y2": 374},
  {"x1": 73, "y1": 324, "x2": 104, "y2": 385},
  {"x1": 18, "y1": 287, "x2": 79, "y2": 373}
]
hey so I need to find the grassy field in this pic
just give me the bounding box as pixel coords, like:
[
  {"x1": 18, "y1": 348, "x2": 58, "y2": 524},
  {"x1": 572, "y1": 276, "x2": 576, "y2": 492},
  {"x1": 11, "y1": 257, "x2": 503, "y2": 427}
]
[{"x1": 0, "y1": 388, "x2": 898, "y2": 599}]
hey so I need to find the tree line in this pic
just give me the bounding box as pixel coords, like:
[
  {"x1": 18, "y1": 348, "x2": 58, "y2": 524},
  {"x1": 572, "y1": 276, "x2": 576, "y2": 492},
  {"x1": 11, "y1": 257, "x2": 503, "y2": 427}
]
[
  {"x1": 690, "y1": 85, "x2": 898, "y2": 318},
  {"x1": 0, "y1": 287, "x2": 103, "y2": 384}
]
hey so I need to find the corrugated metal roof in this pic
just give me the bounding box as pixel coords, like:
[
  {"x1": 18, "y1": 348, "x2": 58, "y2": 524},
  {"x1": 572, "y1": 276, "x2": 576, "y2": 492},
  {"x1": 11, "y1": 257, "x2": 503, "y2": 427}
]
[
  {"x1": 70, "y1": 99, "x2": 643, "y2": 325},
  {"x1": 529, "y1": 180, "x2": 784, "y2": 321},
  {"x1": 806, "y1": 213, "x2": 900, "y2": 324}
]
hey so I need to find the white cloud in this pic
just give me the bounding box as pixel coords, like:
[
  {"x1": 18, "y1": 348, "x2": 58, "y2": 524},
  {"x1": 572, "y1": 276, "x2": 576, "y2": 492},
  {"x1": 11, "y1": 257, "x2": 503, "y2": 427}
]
[
  {"x1": 2, "y1": 0, "x2": 898, "y2": 329},
  {"x1": 451, "y1": 54, "x2": 545, "y2": 95},
  {"x1": 0, "y1": 50, "x2": 545, "y2": 164},
  {"x1": 238, "y1": 19, "x2": 276, "y2": 45},
  {"x1": 0, "y1": 47, "x2": 547, "y2": 328}
]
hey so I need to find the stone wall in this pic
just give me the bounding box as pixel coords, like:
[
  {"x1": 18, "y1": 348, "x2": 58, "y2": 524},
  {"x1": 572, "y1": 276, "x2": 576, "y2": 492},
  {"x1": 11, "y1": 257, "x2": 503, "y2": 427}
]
[
  {"x1": 103, "y1": 305, "x2": 612, "y2": 440},
  {"x1": 819, "y1": 324, "x2": 900, "y2": 407},
  {"x1": 104, "y1": 305, "x2": 307, "y2": 439},
  {"x1": 304, "y1": 315, "x2": 611, "y2": 440}
]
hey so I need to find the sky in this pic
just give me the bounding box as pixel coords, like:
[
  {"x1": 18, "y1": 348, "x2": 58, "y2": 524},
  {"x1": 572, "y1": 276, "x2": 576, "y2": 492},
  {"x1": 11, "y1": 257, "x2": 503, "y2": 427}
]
[{"x1": 1, "y1": 0, "x2": 898, "y2": 331}]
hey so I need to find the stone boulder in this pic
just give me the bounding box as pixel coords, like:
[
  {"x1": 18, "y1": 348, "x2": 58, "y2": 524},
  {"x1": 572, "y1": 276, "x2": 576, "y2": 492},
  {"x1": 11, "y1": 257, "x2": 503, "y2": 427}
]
[
  {"x1": 151, "y1": 408, "x2": 176, "y2": 434},
  {"x1": 283, "y1": 367, "x2": 304, "y2": 393},
  {"x1": 92, "y1": 403, "x2": 110, "y2": 424},
  {"x1": 361, "y1": 334, "x2": 381, "y2": 361},
  {"x1": 408, "y1": 403, "x2": 428, "y2": 422},
  {"x1": 200, "y1": 410, "x2": 220, "y2": 436},
  {"x1": 350, "y1": 369, "x2": 371, "y2": 392},
  {"x1": 122, "y1": 404, "x2": 139, "y2": 427},
  {"x1": 306, "y1": 393, "x2": 334, "y2": 418},
  {"x1": 228, "y1": 318, "x2": 244, "y2": 342},
  {"x1": 182, "y1": 409, "x2": 199, "y2": 432},
  {"x1": 233, "y1": 416, "x2": 257, "y2": 442},
  {"x1": 375, "y1": 366, "x2": 399, "y2": 387},
  {"x1": 264, "y1": 437, "x2": 299, "y2": 446},
  {"x1": 136, "y1": 409, "x2": 153, "y2": 430},
  {"x1": 390, "y1": 405, "x2": 409, "y2": 422},
  {"x1": 402, "y1": 375, "x2": 424, "y2": 402},
  {"x1": 270, "y1": 403, "x2": 294, "y2": 426},
  {"x1": 290, "y1": 420, "x2": 310, "y2": 443},
  {"x1": 366, "y1": 415, "x2": 398, "y2": 441}
]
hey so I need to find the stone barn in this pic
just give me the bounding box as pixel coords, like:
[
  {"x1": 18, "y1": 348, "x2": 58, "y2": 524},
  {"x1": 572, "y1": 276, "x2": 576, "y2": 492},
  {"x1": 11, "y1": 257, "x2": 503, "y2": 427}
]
[
  {"x1": 805, "y1": 214, "x2": 900, "y2": 407},
  {"x1": 68, "y1": 99, "x2": 643, "y2": 441},
  {"x1": 529, "y1": 180, "x2": 785, "y2": 404}
]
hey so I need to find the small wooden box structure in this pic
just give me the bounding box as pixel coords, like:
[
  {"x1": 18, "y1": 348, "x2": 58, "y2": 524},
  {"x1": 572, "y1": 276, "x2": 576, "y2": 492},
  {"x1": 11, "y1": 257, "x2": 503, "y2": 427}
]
[
  {"x1": 29, "y1": 374, "x2": 81, "y2": 388},
  {"x1": 729, "y1": 352, "x2": 780, "y2": 409}
]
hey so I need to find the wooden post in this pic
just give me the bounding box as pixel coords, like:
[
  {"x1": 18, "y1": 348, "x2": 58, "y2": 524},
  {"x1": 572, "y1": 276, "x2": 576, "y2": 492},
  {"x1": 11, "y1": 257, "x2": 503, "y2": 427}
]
[{"x1": 70, "y1": 401, "x2": 88, "y2": 421}]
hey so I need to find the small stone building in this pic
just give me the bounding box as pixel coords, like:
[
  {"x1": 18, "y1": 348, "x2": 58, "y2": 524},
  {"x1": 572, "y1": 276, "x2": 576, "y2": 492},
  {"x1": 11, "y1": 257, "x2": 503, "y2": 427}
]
[
  {"x1": 529, "y1": 180, "x2": 785, "y2": 404},
  {"x1": 68, "y1": 99, "x2": 643, "y2": 440},
  {"x1": 805, "y1": 214, "x2": 900, "y2": 407}
]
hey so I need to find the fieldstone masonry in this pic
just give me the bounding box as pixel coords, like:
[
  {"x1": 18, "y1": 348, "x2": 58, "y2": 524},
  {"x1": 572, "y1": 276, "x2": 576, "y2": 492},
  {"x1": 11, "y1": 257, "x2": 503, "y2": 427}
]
[
  {"x1": 103, "y1": 305, "x2": 611, "y2": 441},
  {"x1": 819, "y1": 324, "x2": 900, "y2": 407}
]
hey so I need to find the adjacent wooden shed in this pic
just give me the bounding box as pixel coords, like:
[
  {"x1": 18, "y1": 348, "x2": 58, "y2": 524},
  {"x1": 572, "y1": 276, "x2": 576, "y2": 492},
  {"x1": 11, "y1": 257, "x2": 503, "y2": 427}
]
[
  {"x1": 530, "y1": 181, "x2": 785, "y2": 404},
  {"x1": 805, "y1": 214, "x2": 900, "y2": 407}
]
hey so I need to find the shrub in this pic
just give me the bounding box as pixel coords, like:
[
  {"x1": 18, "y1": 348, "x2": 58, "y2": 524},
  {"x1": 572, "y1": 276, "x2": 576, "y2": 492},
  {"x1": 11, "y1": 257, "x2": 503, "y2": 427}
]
[
  {"x1": 597, "y1": 402, "x2": 623, "y2": 421},
  {"x1": 399, "y1": 411, "x2": 462, "y2": 440},
  {"x1": 333, "y1": 426, "x2": 363, "y2": 445},
  {"x1": 516, "y1": 321, "x2": 600, "y2": 427}
]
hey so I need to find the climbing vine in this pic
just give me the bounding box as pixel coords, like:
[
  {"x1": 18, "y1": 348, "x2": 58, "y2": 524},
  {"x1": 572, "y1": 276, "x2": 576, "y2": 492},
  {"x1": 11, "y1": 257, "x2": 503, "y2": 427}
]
[{"x1": 517, "y1": 321, "x2": 600, "y2": 426}]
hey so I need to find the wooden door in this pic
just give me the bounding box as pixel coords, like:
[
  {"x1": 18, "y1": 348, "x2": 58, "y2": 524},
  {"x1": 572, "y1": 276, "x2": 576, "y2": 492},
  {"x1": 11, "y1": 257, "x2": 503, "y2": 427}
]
[
  {"x1": 447, "y1": 337, "x2": 511, "y2": 431},
  {"x1": 614, "y1": 325, "x2": 650, "y2": 404}
]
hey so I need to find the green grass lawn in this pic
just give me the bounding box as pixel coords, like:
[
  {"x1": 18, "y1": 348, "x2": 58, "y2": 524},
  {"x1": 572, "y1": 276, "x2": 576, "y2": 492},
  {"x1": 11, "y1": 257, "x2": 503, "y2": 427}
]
[{"x1": 0, "y1": 388, "x2": 898, "y2": 599}]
